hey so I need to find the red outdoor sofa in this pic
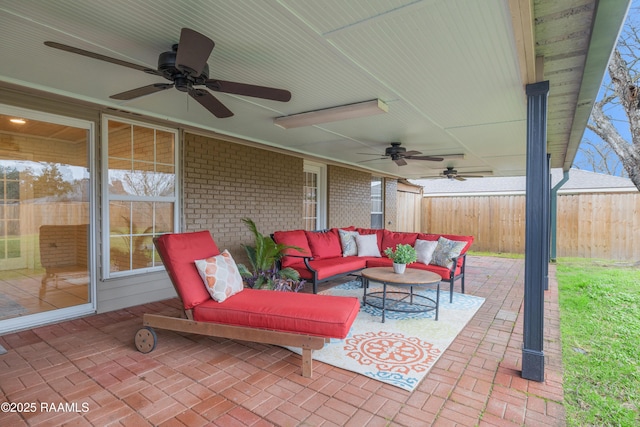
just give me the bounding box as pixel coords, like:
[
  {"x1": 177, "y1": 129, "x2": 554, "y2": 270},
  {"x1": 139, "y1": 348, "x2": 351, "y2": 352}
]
[{"x1": 273, "y1": 227, "x2": 474, "y2": 302}]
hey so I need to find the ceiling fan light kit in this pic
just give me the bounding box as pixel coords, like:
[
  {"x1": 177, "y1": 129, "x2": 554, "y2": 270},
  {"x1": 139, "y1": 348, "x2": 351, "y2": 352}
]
[
  {"x1": 44, "y1": 28, "x2": 291, "y2": 119},
  {"x1": 273, "y1": 99, "x2": 388, "y2": 129}
]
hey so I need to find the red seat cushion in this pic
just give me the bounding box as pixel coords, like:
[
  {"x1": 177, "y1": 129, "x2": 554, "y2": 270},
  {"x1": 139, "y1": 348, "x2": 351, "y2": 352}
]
[
  {"x1": 154, "y1": 231, "x2": 220, "y2": 310},
  {"x1": 411, "y1": 263, "x2": 454, "y2": 279},
  {"x1": 192, "y1": 289, "x2": 360, "y2": 339},
  {"x1": 305, "y1": 229, "x2": 342, "y2": 259},
  {"x1": 288, "y1": 257, "x2": 367, "y2": 280},
  {"x1": 273, "y1": 230, "x2": 312, "y2": 268},
  {"x1": 364, "y1": 257, "x2": 394, "y2": 269},
  {"x1": 381, "y1": 230, "x2": 419, "y2": 252}
]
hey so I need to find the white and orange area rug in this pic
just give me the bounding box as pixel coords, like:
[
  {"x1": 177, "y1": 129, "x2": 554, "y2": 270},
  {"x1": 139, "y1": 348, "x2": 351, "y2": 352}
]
[{"x1": 288, "y1": 281, "x2": 485, "y2": 392}]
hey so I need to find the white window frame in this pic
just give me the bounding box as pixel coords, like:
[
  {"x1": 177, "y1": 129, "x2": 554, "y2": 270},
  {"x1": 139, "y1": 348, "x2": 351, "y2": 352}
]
[
  {"x1": 371, "y1": 176, "x2": 384, "y2": 229},
  {"x1": 303, "y1": 161, "x2": 327, "y2": 230},
  {"x1": 101, "y1": 115, "x2": 180, "y2": 279}
]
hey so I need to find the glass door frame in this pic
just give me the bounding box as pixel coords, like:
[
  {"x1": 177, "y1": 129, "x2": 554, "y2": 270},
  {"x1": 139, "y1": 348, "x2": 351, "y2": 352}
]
[
  {"x1": 303, "y1": 161, "x2": 326, "y2": 230},
  {"x1": 0, "y1": 104, "x2": 97, "y2": 334}
]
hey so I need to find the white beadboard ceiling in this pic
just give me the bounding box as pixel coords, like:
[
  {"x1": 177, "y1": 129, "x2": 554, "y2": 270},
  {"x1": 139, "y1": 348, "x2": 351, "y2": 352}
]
[{"x1": 0, "y1": 0, "x2": 630, "y2": 179}]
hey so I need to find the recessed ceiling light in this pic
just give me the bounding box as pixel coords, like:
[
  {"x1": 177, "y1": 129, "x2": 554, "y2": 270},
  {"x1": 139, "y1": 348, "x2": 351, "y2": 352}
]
[{"x1": 10, "y1": 118, "x2": 26, "y2": 124}]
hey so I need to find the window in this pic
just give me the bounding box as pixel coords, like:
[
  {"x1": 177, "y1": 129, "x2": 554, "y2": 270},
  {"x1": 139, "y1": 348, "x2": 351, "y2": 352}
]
[
  {"x1": 303, "y1": 161, "x2": 326, "y2": 230},
  {"x1": 103, "y1": 117, "x2": 178, "y2": 277},
  {"x1": 0, "y1": 165, "x2": 20, "y2": 262},
  {"x1": 371, "y1": 176, "x2": 384, "y2": 228}
]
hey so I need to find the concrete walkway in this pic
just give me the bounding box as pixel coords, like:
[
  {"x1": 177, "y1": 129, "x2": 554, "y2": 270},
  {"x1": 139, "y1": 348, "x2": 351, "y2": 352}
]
[{"x1": 0, "y1": 256, "x2": 564, "y2": 426}]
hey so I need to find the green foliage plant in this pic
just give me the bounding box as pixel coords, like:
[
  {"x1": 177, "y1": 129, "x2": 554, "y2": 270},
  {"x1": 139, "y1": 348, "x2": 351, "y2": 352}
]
[
  {"x1": 236, "y1": 218, "x2": 305, "y2": 291},
  {"x1": 383, "y1": 243, "x2": 417, "y2": 264}
]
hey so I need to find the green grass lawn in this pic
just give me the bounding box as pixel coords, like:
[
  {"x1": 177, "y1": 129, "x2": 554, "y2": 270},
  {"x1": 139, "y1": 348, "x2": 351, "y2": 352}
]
[{"x1": 556, "y1": 258, "x2": 640, "y2": 426}]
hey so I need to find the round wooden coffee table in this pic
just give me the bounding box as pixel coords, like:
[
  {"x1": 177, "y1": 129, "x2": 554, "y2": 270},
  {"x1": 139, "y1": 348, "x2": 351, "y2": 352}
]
[{"x1": 361, "y1": 267, "x2": 442, "y2": 322}]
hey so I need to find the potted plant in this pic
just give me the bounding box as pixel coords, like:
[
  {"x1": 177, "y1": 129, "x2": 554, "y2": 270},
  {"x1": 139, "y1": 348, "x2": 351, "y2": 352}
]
[
  {"x1": 384, "y1": 243, "x2": 417, "y2": 274},
  {"x1": 236, "y1": 218, "x2": 306, "y2": 291}
]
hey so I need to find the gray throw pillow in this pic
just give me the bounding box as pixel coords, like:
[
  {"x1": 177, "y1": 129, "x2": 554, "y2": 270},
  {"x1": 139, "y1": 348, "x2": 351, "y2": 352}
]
[
  {"x1": 338, "y1": 229, "x2": 359, "y2": 256},
  {"x1": 430, "y1": 237, "x2": 466, "y2": 269}
]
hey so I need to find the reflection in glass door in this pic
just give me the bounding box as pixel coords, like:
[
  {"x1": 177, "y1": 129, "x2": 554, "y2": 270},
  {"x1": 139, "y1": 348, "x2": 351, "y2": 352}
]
[{"x1": 0, "y1": 107, "x2": 94, "y2": 328}]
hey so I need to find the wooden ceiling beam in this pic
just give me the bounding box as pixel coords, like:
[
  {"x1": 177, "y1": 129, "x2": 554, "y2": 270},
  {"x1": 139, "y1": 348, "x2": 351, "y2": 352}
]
[{"x1": 509, "y1": 0, "x2": 540, "y2": 84}]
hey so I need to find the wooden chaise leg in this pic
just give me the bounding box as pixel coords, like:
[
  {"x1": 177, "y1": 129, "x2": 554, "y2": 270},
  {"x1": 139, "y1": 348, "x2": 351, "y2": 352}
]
[{"x1": 302, "y1": 348, "x2": 313, "y2": 378}]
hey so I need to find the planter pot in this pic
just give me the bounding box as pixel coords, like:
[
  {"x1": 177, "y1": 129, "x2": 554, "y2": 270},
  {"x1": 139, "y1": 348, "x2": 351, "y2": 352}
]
[{"x1": 393, "y1": 263, "x2": 406, "y2": 274}]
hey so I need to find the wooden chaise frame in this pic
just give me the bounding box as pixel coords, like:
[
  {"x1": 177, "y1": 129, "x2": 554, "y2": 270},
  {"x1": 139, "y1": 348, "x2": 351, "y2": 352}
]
[{"x1": 134, "y1": 237, "x2": 330, "y2": 378}]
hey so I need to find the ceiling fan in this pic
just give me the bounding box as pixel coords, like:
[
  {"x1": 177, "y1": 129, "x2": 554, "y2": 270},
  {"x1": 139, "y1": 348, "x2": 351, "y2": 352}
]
[
  {"x1": 359, "y1": 142, "x2": 444, "y2": 166},
  {"x1": 439, "y1": 167, "x2": 491, "y2": 181},
  {"x1": 44, "y1": 28, "x2": 291, "y2": 118}
]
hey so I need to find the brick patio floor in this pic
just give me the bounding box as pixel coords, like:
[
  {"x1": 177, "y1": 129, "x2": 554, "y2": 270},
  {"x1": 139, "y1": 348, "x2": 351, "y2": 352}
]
[{"x1": 0, "y1": 256, "x2": 565, "y2": 426}]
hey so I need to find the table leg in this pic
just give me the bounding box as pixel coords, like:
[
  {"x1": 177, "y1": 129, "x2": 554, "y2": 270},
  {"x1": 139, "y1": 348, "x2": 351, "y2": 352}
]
[
  {"x1": 363, "y1": 277, "x2": 368, "y2": 306},
  {"x1": 382, "y1": 282, "x2": 387, "y2": 323},
  {"x1": 436, "y1": 282, "x2": 440, "y2": 321}
]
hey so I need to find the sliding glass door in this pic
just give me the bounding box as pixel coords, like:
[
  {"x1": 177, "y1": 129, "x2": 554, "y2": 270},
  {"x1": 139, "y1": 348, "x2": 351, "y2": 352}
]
[{"x1": 0, "y1": 105, "x2": 95, "y2": 333}]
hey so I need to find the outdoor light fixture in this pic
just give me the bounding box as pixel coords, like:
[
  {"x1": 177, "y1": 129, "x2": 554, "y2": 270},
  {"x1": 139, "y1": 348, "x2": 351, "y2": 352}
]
[
  {"x1": 274, "y1": 99, "x2": 389, "y2": 129},
  {"x1": 10, "y1": 118, "x2": 26, "y2": 124}
]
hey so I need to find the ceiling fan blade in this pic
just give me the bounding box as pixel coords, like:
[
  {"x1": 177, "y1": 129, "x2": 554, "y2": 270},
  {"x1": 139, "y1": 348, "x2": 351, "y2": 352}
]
[
  {"x1": 357, "y1": 157, "x2": 387, "y2": 163},
  {"x1": 110, "y1": 83, "x2": 173, "y2": 100},
  {"x1": 176, "y1": 28, "x2": 214, "y2": 77},
  {"x1": 189, "y1": 89, "x2": 234, "y2": 118},
  {"x1": 403, "y1": 150, "x2": 422, "y2": 156},
  {"x1": 405, "y1": 155, "x2": 445, "y2": 162},
  {"x1": 44, "y1": 41, "x2": 160, "y2": 75},
  {"x1": 455, "y1": 176, "x2": 466, "y2": 181},
  {"x1": 394, "y1": 158, "x2": 408, "y2": 166},
  {"x1": 205, "y1": 80, "x2": 291, "y2": 102}
]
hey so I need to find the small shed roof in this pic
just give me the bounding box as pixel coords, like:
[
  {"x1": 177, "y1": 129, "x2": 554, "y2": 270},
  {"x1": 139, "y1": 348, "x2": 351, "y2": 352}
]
[{"x1": 411, "y1": 169, "x2": 637, "y2": 196}]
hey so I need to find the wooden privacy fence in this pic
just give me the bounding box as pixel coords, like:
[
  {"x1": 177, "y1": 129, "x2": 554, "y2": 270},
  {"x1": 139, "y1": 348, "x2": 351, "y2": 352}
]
[{"x1": 420, "y1": 192, "x2": 640, "y2": 261}]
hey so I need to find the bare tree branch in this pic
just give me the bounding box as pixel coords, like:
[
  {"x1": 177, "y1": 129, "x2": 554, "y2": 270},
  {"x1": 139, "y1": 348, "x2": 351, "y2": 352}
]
[{"x1": 585, "y1": 11, "x2": 640, "y2": 191}]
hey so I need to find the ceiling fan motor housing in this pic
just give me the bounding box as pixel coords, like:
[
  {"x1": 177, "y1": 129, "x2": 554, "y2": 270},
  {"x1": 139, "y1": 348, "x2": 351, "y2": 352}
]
[
  {"x1": 157, "y1": 45, "x2": 209, "y2": 88},
  {"x1": 385, "y1": 142, "x2": 406, "y2": 157}
]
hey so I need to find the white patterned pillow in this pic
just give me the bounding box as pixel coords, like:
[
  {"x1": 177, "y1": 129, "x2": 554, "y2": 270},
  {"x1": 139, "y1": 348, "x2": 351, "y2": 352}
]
[
  {"x1": 194, "y1": 250, "x2": 244, "y2": 302},
  {"x1": 415, "y1": 239, "x2": 439, "y2": 265},
  {"x1": 355, "y1": 233, "x2": 381, "y2": 257},
  {"x1": 338, "y1": 229, "x2": 359, "y2": 256},
  {"x1": 430, "y1": 237, "x2": 467, "y2": 269}
]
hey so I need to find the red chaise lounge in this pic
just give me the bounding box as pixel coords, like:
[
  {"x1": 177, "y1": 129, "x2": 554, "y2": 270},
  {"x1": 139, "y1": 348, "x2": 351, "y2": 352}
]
[{"x1": 133, "y1": 230, "x2": 360, "y2": 378}]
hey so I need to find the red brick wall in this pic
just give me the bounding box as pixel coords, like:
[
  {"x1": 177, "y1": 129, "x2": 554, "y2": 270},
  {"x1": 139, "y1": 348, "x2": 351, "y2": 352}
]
[
  {"x1": 183, "y1": 133, "x2": 303, "y2": 261},
  {"x1": 183, "y1": 133, "x2": 399, "y2": 262},
  {"x1": 327, "y1": 165, "x2": 372, "y2": 228}
]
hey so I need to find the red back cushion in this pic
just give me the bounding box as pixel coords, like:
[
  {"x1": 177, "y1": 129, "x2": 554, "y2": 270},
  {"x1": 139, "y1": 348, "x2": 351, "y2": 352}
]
[
  {"x1": 272, "y1": 229, "x2": 312, "y2": 268},
  {"x1": 305, "y1": 229, "x2": 342, "y2": 259},
  {"x1": 381, "y1": 230, "x2": 419, "y2": 252},
  {"x1": 154, "y1": 231, "x2": 220, "y2": 310}
]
